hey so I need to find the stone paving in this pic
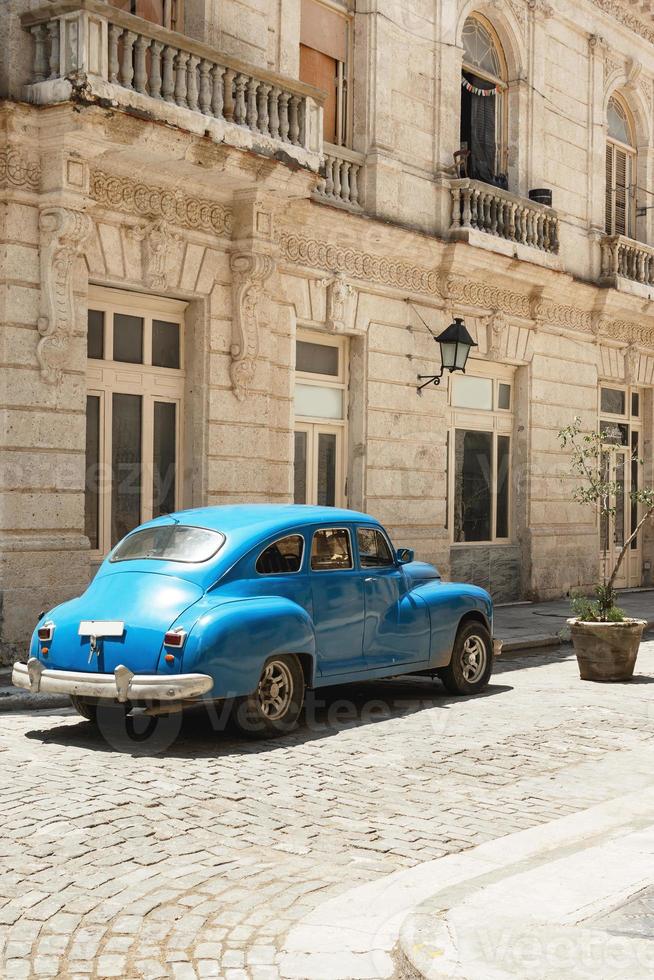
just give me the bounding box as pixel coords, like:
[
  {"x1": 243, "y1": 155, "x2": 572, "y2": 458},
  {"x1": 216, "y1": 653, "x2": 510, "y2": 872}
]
[{"x1": 1, "y1": 643, "x2": 654, "y2": 979}]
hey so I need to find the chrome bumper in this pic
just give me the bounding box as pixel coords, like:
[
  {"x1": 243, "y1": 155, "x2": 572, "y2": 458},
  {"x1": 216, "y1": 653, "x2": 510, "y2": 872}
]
[
  {"x1": 12, "y1": 659, "x2": 213, "y2": 703},
  {"x1": 493, "y1": 639, "x2": 503, "y2": 657}
]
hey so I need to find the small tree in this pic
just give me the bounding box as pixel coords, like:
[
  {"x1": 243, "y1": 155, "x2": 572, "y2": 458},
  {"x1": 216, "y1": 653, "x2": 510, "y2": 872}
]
[{"x1": 559, "y1": 417, "x2": 654, "y2": 621}]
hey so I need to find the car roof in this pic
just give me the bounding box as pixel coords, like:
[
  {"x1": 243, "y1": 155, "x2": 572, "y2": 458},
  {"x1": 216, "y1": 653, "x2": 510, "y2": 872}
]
[
  {"x1": 152, "y1": 504, "x2": 378, "y2": 537},
  {"x1": 100, "y1": 505, "x2": 382, "y2": 587}
]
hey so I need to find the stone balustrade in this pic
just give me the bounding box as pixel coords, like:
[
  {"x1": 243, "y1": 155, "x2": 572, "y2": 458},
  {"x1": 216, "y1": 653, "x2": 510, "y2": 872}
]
[
  {"x1": 449, "y1": 179, "x2": 559, "y2": 254},
  {"x1": 600, "y1": 235, "x2": 654, "y2": 287},
  {"x1": 22, "y1": 0, "x2": 323, "y2": 163},
  {"x1": 314, "y1": 143, "x2": 365, "y2": 211}
]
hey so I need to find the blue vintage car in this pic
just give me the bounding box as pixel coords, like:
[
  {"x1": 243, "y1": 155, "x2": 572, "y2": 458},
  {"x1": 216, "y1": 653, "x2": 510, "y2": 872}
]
[{"x1": 13, "y1": 505, "x2": 501, "y2": 738}]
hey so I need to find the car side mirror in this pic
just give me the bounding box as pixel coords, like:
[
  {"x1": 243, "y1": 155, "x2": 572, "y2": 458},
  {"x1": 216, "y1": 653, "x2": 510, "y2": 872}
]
[{"x1": 396, "y1": 548, "x2": 414, "y2": 565}]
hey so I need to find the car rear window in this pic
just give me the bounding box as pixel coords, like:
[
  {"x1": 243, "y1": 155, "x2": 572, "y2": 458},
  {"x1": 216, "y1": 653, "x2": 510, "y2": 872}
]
[{"x1": 111, "y1": 524, "x2": 225, "y2": 563}]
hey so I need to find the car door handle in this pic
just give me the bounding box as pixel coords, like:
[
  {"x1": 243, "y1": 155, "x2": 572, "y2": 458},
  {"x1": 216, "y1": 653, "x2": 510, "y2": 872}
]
[{"x1": 364, "y1": 577, "x2": 375, "y2": 583}]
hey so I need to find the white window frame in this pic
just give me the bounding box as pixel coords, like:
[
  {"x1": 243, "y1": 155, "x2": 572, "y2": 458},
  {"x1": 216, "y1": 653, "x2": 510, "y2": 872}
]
[
  {"x1": 86, "y1": 286, "x2": 187, "y2": 558},
  {"x1": 294, "y1": 328, "x2": 348, "y2": 508},
  {"x1": 447, "y1": 364, "x2": 514, "y2": 545}
]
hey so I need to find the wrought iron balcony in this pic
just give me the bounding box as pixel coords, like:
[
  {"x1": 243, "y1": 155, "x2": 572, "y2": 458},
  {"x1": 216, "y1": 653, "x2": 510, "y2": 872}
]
[
  {"x1": 22, "y1": 0, "x2": 324, "y2": 172},
  {"x1": 449, "y1": 178, "x2": 559, "y2": 255}
]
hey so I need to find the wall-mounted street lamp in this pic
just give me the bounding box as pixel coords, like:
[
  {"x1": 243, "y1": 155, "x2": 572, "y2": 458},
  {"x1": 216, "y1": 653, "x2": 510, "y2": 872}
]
[{"x1": 410, "y1": 304, "x2": 478, "y2": 394}]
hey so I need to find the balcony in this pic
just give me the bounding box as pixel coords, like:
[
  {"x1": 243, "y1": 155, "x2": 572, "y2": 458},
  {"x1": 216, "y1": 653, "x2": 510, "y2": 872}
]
[
  {"x1": 313, "y1": 143, "x2": 365, "y2": 213},
  {"x1": 21, "y1": 0, "x2": 324, "y2": 174},
  {"x1": 448, "y1": 178, "x2": 560, "y2": 265},
  {"x1": 599, "y1": 235, "x2": 654, "y2": 296}
]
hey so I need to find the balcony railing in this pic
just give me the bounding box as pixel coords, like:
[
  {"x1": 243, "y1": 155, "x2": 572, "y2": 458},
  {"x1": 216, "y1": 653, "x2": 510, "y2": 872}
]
[
  {"x1": 314, "y1": 143, "x2": 365, "y2": 212},
  {"x1": 449, "y1": 178, "x2": 559, "y2": 254},
  {"x1": 600, "y1": 235, "x2": 654, "y2": 287},
  {"x1": 21, "y1": 0, "x2": 324, "y2": 167}
]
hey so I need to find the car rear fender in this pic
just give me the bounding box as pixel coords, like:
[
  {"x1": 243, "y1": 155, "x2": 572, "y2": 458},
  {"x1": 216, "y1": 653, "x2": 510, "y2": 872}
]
[
  {"x1": 411, "y1": 581, "x2": 493, "y2": 668},
  {"x1": 179, "y1": 595, "x2": 317, "y2": 698}
]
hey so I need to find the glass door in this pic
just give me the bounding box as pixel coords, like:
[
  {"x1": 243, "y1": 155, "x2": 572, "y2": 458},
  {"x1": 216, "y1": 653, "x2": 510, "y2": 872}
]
[
  {"x1": 293, "y1": 331, "x2": 347, "y2": 508},
  {"x1": 599, "y1": 385, "x2": 642, "y2": 588},
  {"x1": 294, "y1": 422, "x2": 344, "y2": 507}
]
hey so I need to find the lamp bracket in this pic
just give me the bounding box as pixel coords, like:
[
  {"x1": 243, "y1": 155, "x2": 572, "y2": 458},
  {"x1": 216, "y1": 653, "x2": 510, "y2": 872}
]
[{"x1": 417, "y1": 366, "x2": 445, "y2": 394}]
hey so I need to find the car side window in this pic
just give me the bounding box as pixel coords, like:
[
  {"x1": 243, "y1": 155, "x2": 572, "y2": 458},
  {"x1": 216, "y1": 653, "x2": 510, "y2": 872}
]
[
  {"x1": 256, "y1": 534, "x2": 304, "y2": 575},
  {"x1": 357, "y1": 528, "x2": 394, "y2": 568},
  {"x1": 311, "y1": 528, "x2": 353, "y2": 571}
]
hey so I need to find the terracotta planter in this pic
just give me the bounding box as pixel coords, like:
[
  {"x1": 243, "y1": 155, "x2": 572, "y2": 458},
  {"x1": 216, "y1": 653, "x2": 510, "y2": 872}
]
[{"x1": 567, "y1": 618, "x2": 647, "y2": 682}]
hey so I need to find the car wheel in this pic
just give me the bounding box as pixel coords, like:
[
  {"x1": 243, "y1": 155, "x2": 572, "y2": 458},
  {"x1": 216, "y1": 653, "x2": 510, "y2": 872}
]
[
  {"x1": 233, "y1": 655, "x2": 305, "y2": 739},
  {"x1": 69, "y1": 696, "x2": 98, "y2": 723},
  {"x1": 440, "y1": 621, "x2": 493, "y2": 696}
]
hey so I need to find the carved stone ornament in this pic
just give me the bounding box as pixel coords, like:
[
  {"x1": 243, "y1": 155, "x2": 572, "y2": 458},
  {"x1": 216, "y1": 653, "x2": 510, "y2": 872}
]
[
  {"x1": 127, "y1": 219, "x2": 183, "y2": 290},
  {"x1": 37, "y1": 207, "x2": 93, "y2": 385},
  {"x1": 624, "y1": 344, "x2": 640, "y2": 384},
  {"x1": 323, "y1": 273, "x2": 357, "y2": 333},
  {"x1": 486, "y1": 310, "x2": 508, "y2": 360},
  {"x1": 230, "y1": 251, "x2": 275, "y2": 400},
  {"x1": 90, "y1": 170, "x2": 233, "y2": 237},
  {"x1": 0, "y1": 147, "x2": 41, "y2": 191},
  {"x1": 590, "y1": 0, "x2": 654, "y2": 46}
]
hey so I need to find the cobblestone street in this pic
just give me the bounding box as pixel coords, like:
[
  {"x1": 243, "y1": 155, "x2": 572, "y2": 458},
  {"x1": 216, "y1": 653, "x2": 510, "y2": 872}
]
[{"x1": 2, "y1": 643, "x2": 654, "y2": 979}]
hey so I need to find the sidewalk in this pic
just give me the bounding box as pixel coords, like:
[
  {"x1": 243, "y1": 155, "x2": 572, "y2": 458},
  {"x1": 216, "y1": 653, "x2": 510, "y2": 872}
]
[
  {"x1": 399, "y1": 785, "x2": 654, "y2": 979},
  {"x1": 495, "y1": 588, "x2": 654, "y2": 652}
]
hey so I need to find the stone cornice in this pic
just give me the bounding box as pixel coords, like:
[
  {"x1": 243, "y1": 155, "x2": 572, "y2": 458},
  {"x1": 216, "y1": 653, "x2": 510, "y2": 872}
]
[
  {"x1": 279, "y1": 230, "x2": 654, "y2": 348},
  {"x1": 589, "y1": 0, "x2": 654, "y2": 46},
  {"x1": 89, "y1": 170, "x2": 233, "y2": 237}
]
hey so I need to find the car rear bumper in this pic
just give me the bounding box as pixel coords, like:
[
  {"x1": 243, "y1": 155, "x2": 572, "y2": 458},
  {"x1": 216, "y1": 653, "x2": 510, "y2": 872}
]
[{"x1": 12, "y1": 659, "x2": 213, "y2": 703}]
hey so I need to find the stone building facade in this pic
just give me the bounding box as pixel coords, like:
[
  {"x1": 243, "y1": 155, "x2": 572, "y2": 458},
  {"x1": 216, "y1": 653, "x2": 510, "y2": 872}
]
[{"x1": 2, "y1": 0, "x2": 654, "y2": 662}]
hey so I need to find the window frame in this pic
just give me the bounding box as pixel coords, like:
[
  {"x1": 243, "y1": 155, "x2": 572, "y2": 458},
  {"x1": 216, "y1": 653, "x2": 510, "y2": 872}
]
[
  {"x1": 605, "y1": 94, "x2": 637, "y2": 239},
  {"x1": 255, "y1": 534, "x2": 306, "y2": 576},
  {"x1": 294, "y1": 328, "x2": 348, "y2": 508},
  {"x1": 356, "y1": 526, "x2": 396, "y2": 570},
  {"x1": 86, "y1": 286, "x2": 186, "y2": 558},
  {"x1": 460, "y1": 13, "x2": 509, "y2": 182},
  {"x1": 310, "y1": 526, "x2": 354, "y2": 572},
  {"x1": 447, "y1": 363, "x2": 514, "y2": 546},
  {"x1": 299, "y1": 0, "x2": 354, "y2": 147}
]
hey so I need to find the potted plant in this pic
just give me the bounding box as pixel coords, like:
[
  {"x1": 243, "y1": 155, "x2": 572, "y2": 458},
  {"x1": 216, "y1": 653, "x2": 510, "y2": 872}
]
[{"x1": 559, "y1": 418, "x2": 654, "y2": 681}]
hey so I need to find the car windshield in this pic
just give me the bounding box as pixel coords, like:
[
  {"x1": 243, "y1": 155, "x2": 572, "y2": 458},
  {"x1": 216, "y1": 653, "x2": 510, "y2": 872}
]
[{"x1": 110, "y1": 524, "x2": 225, "y2": 563}]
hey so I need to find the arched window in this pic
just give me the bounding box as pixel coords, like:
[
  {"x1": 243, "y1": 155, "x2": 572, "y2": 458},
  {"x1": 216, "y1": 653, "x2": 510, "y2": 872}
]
[
  {"x1": 460, "y1": 15, "x2": 507, "y2": 187},
  {"x1": 606, "y1": 95, "x2": 636, "y2": 238}
]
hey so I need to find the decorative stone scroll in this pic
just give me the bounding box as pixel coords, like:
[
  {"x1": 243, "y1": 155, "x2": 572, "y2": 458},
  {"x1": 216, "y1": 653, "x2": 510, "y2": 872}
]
[
  {"x1": 279, "y1": 232, "x2": 441, "y2": 297},
  {"x1": 0, "y1": 147, "x2": 41, "y2": 191},
  {"x1": 90, "y1": 170, "x2": 233, "y2": 237},
  {"x1": 127, "y1": 219, "x2": 183, "y2": 290},
  {"x1": 37, "y1": 207, "x2": 93, "y2": 385},
  {"x1": 229, "y1": 251, "x2": 275, "y2": 400}
]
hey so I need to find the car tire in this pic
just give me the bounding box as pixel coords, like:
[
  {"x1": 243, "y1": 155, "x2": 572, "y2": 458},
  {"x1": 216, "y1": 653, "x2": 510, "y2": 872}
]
[
  {"x1": 233, "y1": 654, "x2": 305, "y2": 739},
  {"x1": 440, "y1": 621, "x2": 493, "y2": 696},
  {"x1": 69, "y1": 696, "x2": 98, "y2": 723}
]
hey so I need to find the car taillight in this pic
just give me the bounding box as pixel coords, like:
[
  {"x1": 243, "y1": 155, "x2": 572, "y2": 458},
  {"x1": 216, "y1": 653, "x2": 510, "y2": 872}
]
[
  {"x1": 164, "y1": 629, "x2": 186, "y2": 650},
  {"x1": 37, "y1": 623, "x2": 54, "y2": 642}
]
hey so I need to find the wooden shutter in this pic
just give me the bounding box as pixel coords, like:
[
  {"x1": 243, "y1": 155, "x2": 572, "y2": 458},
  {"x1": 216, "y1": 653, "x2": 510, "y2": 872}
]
[
  {"x1": 614, "y1": 147, "x2": 627, "y2": 236},
  {"x1": 605, "y1": 143, "x2": 613, "y2": 234},
  {"x1": 300, "y1": 45, "x2": 338, "y2": 143}
]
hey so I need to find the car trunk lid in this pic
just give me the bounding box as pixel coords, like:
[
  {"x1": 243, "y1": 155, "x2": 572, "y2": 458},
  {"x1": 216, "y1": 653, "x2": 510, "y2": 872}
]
[{"x1": 42, "y1": 571, "x2": 203, "y2": 674}]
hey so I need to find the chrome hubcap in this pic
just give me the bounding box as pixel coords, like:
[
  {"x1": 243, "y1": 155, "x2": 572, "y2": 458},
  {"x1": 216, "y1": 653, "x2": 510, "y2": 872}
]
[
  {"x1": 461, "y1": 636, "x2": 487, "y2": 683},
  {"x1": 257, "y1": 661, "x2": 293, "y2": 720}
]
